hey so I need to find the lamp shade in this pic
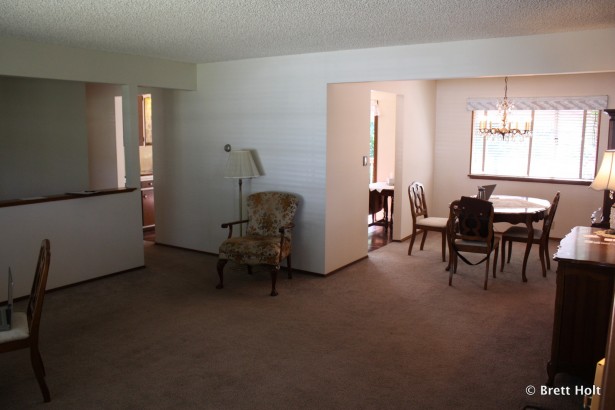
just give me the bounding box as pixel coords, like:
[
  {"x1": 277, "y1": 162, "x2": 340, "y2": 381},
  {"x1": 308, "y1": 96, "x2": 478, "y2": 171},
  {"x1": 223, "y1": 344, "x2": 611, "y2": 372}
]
[
  {"x1": 224, "y1": 150, "x2": 261, "y2": 179},
  {"x1": 590, "y1": 150, "x2": 615, "y2": 191}
]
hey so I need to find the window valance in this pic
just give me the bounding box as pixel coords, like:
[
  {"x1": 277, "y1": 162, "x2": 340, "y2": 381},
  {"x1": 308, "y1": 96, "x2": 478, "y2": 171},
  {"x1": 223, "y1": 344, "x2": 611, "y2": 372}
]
[{"x1": 466, "y1": 95, "x2": 608, "y2": 111}]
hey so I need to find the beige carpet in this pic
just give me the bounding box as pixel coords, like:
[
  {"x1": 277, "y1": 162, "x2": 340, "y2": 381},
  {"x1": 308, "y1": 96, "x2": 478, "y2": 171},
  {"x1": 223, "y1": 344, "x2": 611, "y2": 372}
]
[{"x1": 0, "y1": 236, "x2": 586, "y2": 409}]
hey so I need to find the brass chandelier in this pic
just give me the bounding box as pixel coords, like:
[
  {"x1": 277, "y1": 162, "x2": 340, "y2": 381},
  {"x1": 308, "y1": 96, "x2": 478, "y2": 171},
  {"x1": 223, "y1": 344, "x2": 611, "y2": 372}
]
[{"x1": 478, "y1": 77, "x2": 533, "y2": 141}]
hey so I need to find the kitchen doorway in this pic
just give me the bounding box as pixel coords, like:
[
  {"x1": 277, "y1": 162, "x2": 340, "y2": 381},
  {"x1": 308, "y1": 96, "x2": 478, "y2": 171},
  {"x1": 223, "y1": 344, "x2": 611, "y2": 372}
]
[{"x1": 138, "y1": 93, "x2": 155, "y2": 241}]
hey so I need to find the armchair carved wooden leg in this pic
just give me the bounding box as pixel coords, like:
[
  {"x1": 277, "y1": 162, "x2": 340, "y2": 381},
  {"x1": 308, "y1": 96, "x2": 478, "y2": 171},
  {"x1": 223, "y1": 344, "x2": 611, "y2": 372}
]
[
  {"x1": 216, "y1": 259, "x2": 227, "y2": 289},
  {"x1": 270, "y1": 266, "x2": 279, "y2": 296},
  {"x1": 287, "y1": 255, "x2": 293, "y2": 279}
]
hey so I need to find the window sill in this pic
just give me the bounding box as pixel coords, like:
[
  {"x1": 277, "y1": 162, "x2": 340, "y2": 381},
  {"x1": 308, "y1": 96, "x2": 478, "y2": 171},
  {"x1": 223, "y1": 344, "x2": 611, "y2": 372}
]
[{"x1": 468, "y1": 174, "x2": 591, "y2": 186}]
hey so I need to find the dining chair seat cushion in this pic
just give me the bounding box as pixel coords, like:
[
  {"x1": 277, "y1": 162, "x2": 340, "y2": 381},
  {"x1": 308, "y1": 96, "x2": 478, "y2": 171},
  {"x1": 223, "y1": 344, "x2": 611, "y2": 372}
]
[
  {"x1": 219, "y1": 235, "x2": 291, "y2": 265},
  {"x1": 503, "y1": 226, "x2": 543, "y2": 240},
  {"x1": 454, "y1": 238, "x2": 500, "y2": 250},
  {"x1": 0, "y1": 312, "x2": 29, "y2": 343},
  {"x1": 417, "y1": 217, "x2": 448, "y2": 228}
]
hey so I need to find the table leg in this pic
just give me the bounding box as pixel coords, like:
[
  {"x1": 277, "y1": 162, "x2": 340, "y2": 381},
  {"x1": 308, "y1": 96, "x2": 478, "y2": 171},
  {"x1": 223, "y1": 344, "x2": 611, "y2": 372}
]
[
  {"x1": 445, "y1": 226, "x2": 452, "y2": 271},
  {"x1": 522, "y1": 217, "x2": 533, "y2": 282},
  {"x1": 389, "y1": 193, "x2": 394, "y2": 238},
  {"x1": 383, "y1": 193, "x2": 389, "y2": 232}
]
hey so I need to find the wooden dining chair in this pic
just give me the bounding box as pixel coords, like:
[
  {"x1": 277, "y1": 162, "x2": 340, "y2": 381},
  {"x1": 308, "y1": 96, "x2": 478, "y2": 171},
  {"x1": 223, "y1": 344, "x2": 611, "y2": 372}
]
[
  {"x1": 407, "y1": 181, "x2": 448, "y2": 261},
  {"x1": 0, "y1": 239, "x2": 51, "y2": 402},
  {"x1": 447, "y1": 197, "x2": 500, "y2": 290},
  {"x1": 500, "y1": 192, "x2": 561, "y2": 276}
]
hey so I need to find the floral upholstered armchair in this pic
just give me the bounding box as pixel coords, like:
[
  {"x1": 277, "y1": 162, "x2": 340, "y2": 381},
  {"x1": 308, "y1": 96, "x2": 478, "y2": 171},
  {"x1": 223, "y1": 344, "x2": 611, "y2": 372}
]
[{"x1": 217, "y1": 191, "x2": 299, "y2": 296}]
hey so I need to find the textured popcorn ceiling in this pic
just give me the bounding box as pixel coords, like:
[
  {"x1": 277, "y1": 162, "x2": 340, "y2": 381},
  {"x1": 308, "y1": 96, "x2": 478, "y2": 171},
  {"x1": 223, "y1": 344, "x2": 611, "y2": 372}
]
[{"x1": 0, "y1": 0, "x2": 614, "y2": 63}]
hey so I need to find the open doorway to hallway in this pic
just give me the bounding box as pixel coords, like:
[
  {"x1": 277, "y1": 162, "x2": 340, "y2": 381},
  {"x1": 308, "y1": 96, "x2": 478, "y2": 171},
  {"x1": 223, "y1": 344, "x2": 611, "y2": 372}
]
[
  {"x1": 368, "y1": 90, "x2": 396, "y2": 252},
  {"x1": 368, "y1": 225, "x2": 392, "y2": 252},
  {"x1": 138, "y1": 93, "x2": 156, "y2": 242}
]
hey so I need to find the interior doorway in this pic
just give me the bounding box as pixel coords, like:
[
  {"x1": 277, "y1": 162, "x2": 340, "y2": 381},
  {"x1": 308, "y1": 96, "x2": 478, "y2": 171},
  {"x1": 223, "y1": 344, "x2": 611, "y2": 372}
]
[
  {"x1": 368, "y1": 90, "x2": 397, "y2": 251},
  {"x1": 326, "y1": 79, "x2": 436, "y2": 273},
  {"x1": 138, "y1": 94, "x2": 155, "y2": 241}
]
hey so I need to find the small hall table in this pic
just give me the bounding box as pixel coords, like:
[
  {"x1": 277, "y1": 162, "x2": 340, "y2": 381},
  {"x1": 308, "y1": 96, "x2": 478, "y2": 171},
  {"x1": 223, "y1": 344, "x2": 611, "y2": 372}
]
[
  {"x1": 369, "y1": 182, "x2": 395, "y2": 235},
  {"x1": 489, "y1": 195, "x2": 551, "y2": 282}
]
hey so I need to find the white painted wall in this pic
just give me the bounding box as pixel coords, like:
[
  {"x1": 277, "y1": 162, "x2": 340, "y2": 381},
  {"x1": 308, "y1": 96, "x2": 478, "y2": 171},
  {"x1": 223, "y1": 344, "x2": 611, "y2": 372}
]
[
  {"x1": 0, "y1": 192, "x2": 144, "y2": 299},
  {"x1": 154, "y1": 29, "x2": 615, "y2": 275},
  {"x1": 0, "y1": 76, "x2": 89, "y2": 200},
  {"x1": 0, "y1": 37, "x2": 196, "y2": 90},
  {"x1": 328, "y1": 80, "x2": 437, "y2": 249},
  {"x1": 388, "y1": 81, "x2": 438, "y2": 242},
  {"x1": 86, "y1": 83, "x2": 124, "y2": 190},
  {"x1": 153, "y1": 56, "x2": 328, "y2": 273},
  {"x1": 0, "y1": 38, "x2": 197, "y2": 298},
  {"x1": 326, "y1": 83, "x2": 371, "y2": 272},
  {"x1": 1, "y1": 29, "x2": 614, "y2": 280}
]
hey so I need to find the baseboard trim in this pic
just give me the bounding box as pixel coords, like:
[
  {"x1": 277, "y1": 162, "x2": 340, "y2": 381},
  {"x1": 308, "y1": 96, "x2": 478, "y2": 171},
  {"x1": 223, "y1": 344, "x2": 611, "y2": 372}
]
[{"x1": 150, "y1": 241, "x2": 324, "y2": 276}]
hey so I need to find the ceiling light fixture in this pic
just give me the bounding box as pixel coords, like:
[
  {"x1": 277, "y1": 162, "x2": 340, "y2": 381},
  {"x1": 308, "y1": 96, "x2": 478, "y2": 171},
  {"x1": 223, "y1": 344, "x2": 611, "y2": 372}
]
[{"x1": 478, "y1": 77, "x2": 533, "y2": 141}]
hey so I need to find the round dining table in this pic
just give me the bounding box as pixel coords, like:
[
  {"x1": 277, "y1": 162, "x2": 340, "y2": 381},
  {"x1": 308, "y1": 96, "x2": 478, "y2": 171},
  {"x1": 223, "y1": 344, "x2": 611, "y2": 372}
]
[{"x1": 490, "y1": 195, "x2": 552, "y2": 282}]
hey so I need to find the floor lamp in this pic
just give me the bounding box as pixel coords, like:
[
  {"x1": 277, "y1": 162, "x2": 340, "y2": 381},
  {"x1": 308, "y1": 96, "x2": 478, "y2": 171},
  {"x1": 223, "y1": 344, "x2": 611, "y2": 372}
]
[{"x1": 224, "y1": 150, "x2": 261, "y2": 236}]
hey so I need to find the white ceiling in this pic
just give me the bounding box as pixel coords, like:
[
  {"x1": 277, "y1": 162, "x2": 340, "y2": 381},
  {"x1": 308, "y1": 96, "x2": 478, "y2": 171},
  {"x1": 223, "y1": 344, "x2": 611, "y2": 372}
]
[{"x1": 1, "y1": 0, "x2": 614, "y2": 64}]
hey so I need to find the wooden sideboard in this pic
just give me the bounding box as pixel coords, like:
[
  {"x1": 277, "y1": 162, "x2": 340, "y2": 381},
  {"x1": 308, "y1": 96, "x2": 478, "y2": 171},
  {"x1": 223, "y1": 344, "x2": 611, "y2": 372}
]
[{"x1": 548, "y1": 226, "x2": 615, "y2": 385}]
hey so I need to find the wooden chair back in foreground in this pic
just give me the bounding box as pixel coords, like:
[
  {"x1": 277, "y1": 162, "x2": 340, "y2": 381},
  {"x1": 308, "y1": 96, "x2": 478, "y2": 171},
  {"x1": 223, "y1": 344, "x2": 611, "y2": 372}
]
[
  {"x1": 216, "y1": 192, "x2": 299, "y2": 296},
  {"x1": 447, "y1": 197, "x2": 500, "y2": 290},
  {"x1": 0, "y1": 239, "x2": 51, "y2": 402},
  {"x1": 407, "y1": 181, "x2": 448, "y2": 261},
  {"x1": 500, "y1": 192, "x2": 561, "y2": 276}
]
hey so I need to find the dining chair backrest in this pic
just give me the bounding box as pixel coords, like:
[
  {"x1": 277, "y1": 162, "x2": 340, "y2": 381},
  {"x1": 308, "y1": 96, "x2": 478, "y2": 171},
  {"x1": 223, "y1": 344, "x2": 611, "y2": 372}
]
[
  {"x1": 450, "y1": 197, "x2": 495, "y2": 244},
  {"x1": 27, "y1": 239, "x2": 51, "y2": 342},
  {"x1": 408, "y1": 181, "x2": 429, "y2": 221},
  {"x1": 0, "y1": 239, "x2": 52, "y2": 403},
  {"x1": 542, "y1": 192, "x2": 561, "y2": 239},
  {"x1": 448, "y1": 198, "x2": 498, "y2": 290}
]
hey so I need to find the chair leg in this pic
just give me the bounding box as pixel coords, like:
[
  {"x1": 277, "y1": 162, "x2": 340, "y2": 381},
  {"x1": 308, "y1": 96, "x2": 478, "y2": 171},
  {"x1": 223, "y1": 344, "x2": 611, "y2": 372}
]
[
  {"x1": 270, "y1": 266, "x2": 279, "y2": 296},
  {"x1": 506, "y1": 240, "x2": 513, "y2": 263},
  {"x1": 544, "y1": 241, "x2": 551, "y2": 270},
  {"x1": 448, "y1": 250, "x2": 455, "y2": 285},
  {"x1": 452, "y1": 250, "x2": 458, "y2": 273},
  {"x1": 484, "y1": 257, "x2": 490, "y2": 290},
  {"x1": 30, "y1": 347, "x2": 50, "y2": 402},
  {"x1": 420, "y1": 230, "x2": 428, "y2": 250},
  {"x1": 216, "y1": 259, "x2": 227, "y2": 289},
  {"x1": 500, "y1": 239, "x2": 505, "y2": 272},
  {"x1": 408, "y1": 229, "x2": 417, "y2": 255},
  {"x1": 538, "y1": 244, "x2": 547, "y2": 277},
  {"x1": 441, "y1": 231, "x2": 446, "y2": 262},
  {"x1": 287, "y1": 255, "x2": 293, "y2": 279},
  {"x1": 493, "y1": 248, "x2": 499, "y2": 278}
]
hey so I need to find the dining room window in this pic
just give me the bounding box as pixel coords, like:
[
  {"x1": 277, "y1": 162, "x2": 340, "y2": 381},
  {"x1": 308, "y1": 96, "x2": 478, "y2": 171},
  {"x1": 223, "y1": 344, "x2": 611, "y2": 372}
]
[{"x1": 468, "y1": 95, "x2": 606, "y2": 183}]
